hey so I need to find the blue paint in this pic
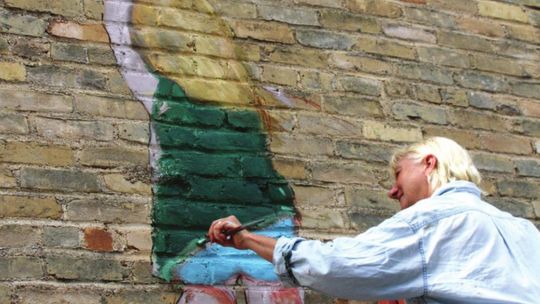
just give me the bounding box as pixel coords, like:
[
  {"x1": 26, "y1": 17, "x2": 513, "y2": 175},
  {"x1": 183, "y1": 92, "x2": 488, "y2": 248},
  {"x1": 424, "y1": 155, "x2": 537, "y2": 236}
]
[{"x1": 177, "y1": 218, "x2": 295, "y2": 284}]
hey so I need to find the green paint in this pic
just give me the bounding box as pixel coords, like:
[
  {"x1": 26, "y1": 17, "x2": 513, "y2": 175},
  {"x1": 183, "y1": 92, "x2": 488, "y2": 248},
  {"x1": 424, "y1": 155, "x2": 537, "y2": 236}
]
[{"x1": 150, "y1": 77, "x2": 296, "y2": 281}]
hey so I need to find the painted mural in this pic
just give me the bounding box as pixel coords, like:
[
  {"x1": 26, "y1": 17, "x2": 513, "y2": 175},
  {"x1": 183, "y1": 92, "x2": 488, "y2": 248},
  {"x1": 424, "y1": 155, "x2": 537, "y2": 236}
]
[{"x1": 103, "y1": 0, "x2": 303, "y2": 302}]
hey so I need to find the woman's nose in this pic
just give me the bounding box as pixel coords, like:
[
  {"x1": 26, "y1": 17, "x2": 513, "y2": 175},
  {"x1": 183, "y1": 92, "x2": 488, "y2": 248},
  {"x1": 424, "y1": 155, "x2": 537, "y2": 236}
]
[{"x1": 388, "y1": 185, "x2": 399, "y2": 199}]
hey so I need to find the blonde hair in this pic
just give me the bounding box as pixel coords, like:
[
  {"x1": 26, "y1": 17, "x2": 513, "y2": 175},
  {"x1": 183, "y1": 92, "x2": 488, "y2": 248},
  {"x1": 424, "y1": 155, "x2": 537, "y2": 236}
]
[{"x1": 390, "y1": 137, "x2": 481, "y2": 193}]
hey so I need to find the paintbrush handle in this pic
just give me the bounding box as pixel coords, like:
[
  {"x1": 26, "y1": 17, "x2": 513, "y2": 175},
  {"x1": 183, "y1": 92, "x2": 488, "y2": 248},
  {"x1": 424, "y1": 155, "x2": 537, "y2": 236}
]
[{"x1": 224, "y1": 218, "x2": 266, "y2": 238}]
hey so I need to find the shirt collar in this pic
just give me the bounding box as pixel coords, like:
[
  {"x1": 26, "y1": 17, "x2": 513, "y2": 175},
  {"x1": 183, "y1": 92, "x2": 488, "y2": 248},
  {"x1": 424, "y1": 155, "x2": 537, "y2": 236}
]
[{"x1": 431, "y1": 180, "x2": 481, "y2": 198}]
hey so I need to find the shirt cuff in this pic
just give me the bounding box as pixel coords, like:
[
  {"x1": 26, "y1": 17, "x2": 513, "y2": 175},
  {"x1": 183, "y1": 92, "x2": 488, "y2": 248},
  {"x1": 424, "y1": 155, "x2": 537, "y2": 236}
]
[{"x1": 273, "y1": 236, "x2": 304, "y2": 286}]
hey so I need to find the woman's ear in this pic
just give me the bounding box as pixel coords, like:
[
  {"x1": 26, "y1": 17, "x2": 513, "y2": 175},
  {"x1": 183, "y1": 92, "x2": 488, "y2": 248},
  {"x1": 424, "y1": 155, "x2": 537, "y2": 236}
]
[{"x1": 424, "y1": 154, "x2": 437, "y2": 175}]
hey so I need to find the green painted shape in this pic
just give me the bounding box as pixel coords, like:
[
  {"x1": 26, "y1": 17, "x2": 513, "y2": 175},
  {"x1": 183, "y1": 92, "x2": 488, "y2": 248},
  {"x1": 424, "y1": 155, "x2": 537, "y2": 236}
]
[
  {"x1": 150, "y1": 76, "x2": 296, "y2": 281},
  {"x1": 227, "y1": 110, "x2": 262, "y2": 130},
  {"x1": 159, "y1": 151, "x2": 241, "y2": 179}
]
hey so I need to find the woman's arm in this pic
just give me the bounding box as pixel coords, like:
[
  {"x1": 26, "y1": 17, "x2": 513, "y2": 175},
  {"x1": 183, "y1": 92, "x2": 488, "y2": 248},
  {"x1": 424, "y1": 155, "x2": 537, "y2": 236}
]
[{"x1": 208, "y1": 215, "x2": 277, "y2": 262}]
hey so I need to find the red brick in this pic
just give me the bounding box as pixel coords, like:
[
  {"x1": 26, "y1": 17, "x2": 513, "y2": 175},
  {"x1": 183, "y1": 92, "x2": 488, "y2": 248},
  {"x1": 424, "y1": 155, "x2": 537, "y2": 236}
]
[{"x1": 84, "y1": 228, "x2": 113, "y2": 252}]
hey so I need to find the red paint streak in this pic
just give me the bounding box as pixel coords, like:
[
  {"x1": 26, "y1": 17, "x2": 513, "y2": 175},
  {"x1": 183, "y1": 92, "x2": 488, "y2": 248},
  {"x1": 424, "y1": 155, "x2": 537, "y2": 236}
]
[
  {"x1": 270, "y1": 288, "x2": 302, "y2": 304},
  {"x1": 181, "y1": 286, "x2": 235, "y2": 304},
  {"x1": 378, "y1": 300, "x2": 406, "y2": 304},
  {"x1": 299, "y1": 97, "x2": 321, "y2": 110}
]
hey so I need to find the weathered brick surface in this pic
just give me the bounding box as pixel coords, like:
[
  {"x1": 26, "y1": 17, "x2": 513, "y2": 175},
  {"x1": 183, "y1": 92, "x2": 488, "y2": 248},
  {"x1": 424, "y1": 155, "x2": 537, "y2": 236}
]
[{"x1": 0, "y1": 0, "x2": 538, "y2": 302}]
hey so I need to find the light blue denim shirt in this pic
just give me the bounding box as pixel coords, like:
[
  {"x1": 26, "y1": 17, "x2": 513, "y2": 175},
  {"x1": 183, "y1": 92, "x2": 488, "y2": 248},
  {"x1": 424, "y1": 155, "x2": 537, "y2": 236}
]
[{"x1": 273, "y1": 181, "x2": 540, "y2": 303}]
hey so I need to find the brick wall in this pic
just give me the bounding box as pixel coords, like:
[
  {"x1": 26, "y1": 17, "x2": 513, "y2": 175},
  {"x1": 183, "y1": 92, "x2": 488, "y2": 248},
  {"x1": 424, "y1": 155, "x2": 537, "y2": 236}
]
[{"x1": 0, "y1": 0, "x2": 539, "y2": 303}]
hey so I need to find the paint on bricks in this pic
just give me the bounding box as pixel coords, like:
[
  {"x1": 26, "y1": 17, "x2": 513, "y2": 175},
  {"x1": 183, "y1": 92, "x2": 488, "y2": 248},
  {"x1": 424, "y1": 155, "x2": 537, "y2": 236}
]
[{"x1": 103, "y1": 0, "x2": 301, "y2": 296}]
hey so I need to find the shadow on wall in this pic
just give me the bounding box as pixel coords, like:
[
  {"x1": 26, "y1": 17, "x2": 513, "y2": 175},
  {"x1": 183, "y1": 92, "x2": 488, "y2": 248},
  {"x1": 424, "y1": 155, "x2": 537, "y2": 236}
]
[{"x1": 104, "y1": 0, "x2": 303, "y2": 302}]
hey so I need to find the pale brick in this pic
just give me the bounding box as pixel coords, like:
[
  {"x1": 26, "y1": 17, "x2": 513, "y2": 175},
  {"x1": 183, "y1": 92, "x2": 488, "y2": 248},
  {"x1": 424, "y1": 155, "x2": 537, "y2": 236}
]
[
  {"x1": 18, "y1": 288, "x2": 101, "y2": 304},
  {"x1": 355, "y1": 36, "x2": 417, "y2": 59},
  {"x1": 0, "y1": 8, "x2": 48, "y2": 37},
  {"x1": 0, "y1": 113, "x2": 28, "y2": 134},
  {"x1": 350, "y1": 212, "x2": 390, "y2": 232},
  {"x1": 468, "y1": 92, "x2": 521, "y2": 115},
  {"x1": 382, "y1": 24, "x2": 436, "y2": 43},
  {"x1": 395, "y1": 63, "x2": 453, "y2": 85},
  {"x1": 323, "y1": 95, "x2": 383, "y2": 118},
  {"x1": 497, "y1": 180, "x2": 539, "y2": 199},
  {"x1": 471, "y1": 54, "x2": 525, "y2": 77},
  {"x1": 20, "y1": 168, "x2": 100, "y2": 193},
  {"x1": 478, "y1": 0, "x2": 529, "y2": 23},
  {"x1": 300, "y1": 209, "x2": 350, "y2": 230},
  {"x1": 417, "y1": 46, "x2": 469, "y2": 68},
  {"x1": 6, "y1": 0, "x2": 83, "y2": 17},
  {"x1": 511, "y1": 82, "x2": 540, "y2": 99},
  {"x1": 536, "y1": 141, "x2": 540, "y2": 154},
  {"x1": 46, "y1": 256, "x2": 128, "y2": 281},
  {"x1": 230, "y1": 20, "x2": 294, "y2": 44},
  {"x1": 424, "y1": 126, "x2": 480, "y2": 150},
  {"x1": 84, "y1": 0, "x2": 104, "y2": 20},
  {"x1": 471, "y1": 152, "x2": 514, "y2": 173},
  {"x1": 346, "y1": 187, "x2": 399, "y2": 211},
  {"x1": 0, "y1": 167, "x2": 16, "y2": 188},
  {"x1": 104, "y1": 289, "x2": 178, "y2": 304},
  {"x1": 131, "y1": 261, "x2": 159, "y2": 283},
  {"x1": 258, "y1": 5, "x2": 319, "y2": 26},
  {"x1": 266, "y1": 110, "x2": 296, "y2": 132},
  {"x1": 87, "y1": 45, "x2": 117, "y2": 65},
  {"x1": 438, "y1": 31, "x2": 495, "y2": 53},
  {"x1": 393, "y1": 102, "x2": 448, "y2": 124},
  {"x1": 479, "y1": 133, "x2": 532, "y2": 155},
  {"x1": 0, "y1": 88, "x2": 73, "y2": 112},
  {"x1": 385, "y1": 80, "x2": 415, "y2": 99},
  {"x1": 294, "y1": 0, "x2": 344, "y2": 8},
  {"x1": 261, "y1": 65, "x2": 297, "y2": 86},
  {"x1": 34, "y1": 117, "x2": 114, "y2": 141},
  {"x1": 346, "y1": 0, "x2": 403, "y2": 18},
  {"x1": 456, "y1": 16, "x2": 505, "y2": 38},
  {"x1": 80, "y1": 146, "x2": 148, "y2": 168},
  {"x1": 103, "y1": 174, "x2": 151, "y2": 195},
  {"x1": 518, "y1": 119, "x2": 540, "y2": 137},
  {"x1": 336, "y1": 140, "x2": 396, "y2": 163},
  {"x1": 403, "y1": 7, "x2": 457, "y2": 28},
  {"x1": 440, "y1": 88, "x2": 469, "y2": 107},
  {"x1": 454, "y1": 71, "x2": 509, "y2": 92},
  {"x1": 48, "y1": 20, "x2": 109, "y2": 43},
  {"x1": 0, "y1": 142, "x2": 75, "y2": 166},
  {"x1": 210, "y1": 1, "x2": 256, "y2": 18},
  {"x1": 0, "y1": 195, "x2": 62, "y2": 219},
  {"x1": 269, "y1": 134, "x2": 334, "y2": 157},
  {"x1": 265, "y1": 45, "x2": 329, "y2": 69},
  {"x1": 51, "y1": 42, "x2": 88, "y2": 63},
  {"x1": 43, "y1": 226, "x2": 80, "y2": 248},
  {"x1": 28, "y1": 65, "x2": 108, "y2": 91},
  {"x1": 296, "y1": 113, "x2": 363, "y2": 137},
  {"x1": 320, "y1": 10, "x2": 381, "y2": 34},
  {"x1": 118, "y1": 122, "x2": 150, "y2": 144},
  {"x1": 0, "y1": 285, "x2": 10, "y2": 303},
  {"x1": 449, "y1": 109, "x2": 509, "y2": 132},
  {"x1": 65, "y1": 198, "x2": 150, "y2": 224},
  {"x1": 311, "y1": 161, "x2": 378, "y2": 184},
  {"x1": 534, "y1": 201, "x2": 540, "y2": 218},
  {"x1": 0, "y1": 225, "x2": 40, "y2": 248},
  {"x1": 415, "y1": 83, "x2": 442, "y2": 103},
  {"x1": 329, "y1": 53, "x2": 392, "y2": 75},
  {"x1": 293, "y1": 185, "x2": 337, "y2": 207},
  {"x1": 0, "y1": 61, "x2": 26, "y2": 81},
  {"x1": 426, "y1": 0, "x2": 478, "y2": 13},
  {"x1": 296, "y1": 29, "x2": 355, "y2": 50},
  {"x1": 273, "y1": 157, "x2": 308, "y2": 180},
  {"x1": 0, "y1": 257, "x2": 43, "y2": 280},
  {"x1": 122, "y1": 227, "x2": 152, "y2": 251},
  {"x1": 159, "y1": 7, "x2": 229, "y2": 35},
  {"x1": 337, "y1": 76, "x2": 381, "y2": 96},
  {"x1": 515, "y1": 159, "x2": 540, "y2": 177},
  {"x1": 363, "y1": 121, "x2": 422, "y2": 142},
  {"x1": 76, "y1": 95, "x2": 147, "y2": 120}
]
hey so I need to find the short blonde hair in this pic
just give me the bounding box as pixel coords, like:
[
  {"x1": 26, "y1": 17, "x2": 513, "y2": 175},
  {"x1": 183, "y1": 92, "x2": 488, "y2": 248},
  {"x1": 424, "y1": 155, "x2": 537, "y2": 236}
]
[{"x1": 390, "y1": 137, "x2": 481, "y2": 193}]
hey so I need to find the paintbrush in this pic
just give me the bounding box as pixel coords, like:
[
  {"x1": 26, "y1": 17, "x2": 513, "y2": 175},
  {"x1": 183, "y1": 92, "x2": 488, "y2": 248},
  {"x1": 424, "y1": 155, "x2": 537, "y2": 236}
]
[{"x1": 196, "y1": 217, "x2": 268, "y2": 247}]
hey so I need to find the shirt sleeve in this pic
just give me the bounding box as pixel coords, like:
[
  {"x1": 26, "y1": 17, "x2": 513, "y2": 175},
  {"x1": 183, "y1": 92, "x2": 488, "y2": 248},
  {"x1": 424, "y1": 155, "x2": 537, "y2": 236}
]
[{"x1": 273, "y1": 217, "x2": 425, "y2": 300}]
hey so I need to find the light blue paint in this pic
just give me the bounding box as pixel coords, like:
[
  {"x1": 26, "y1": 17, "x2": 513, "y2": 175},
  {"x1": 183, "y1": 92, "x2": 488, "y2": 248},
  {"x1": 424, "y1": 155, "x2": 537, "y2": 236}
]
[{"x1": 177, "y1": 218, "x2": 295, "y2": 284}]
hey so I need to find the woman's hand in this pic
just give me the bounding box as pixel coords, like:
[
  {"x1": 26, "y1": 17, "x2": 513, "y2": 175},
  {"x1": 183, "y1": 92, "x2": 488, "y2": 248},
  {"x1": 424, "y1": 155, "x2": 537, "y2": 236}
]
[{"x1": 208, "y1": 215, "x2": 249, "y2": 249}]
